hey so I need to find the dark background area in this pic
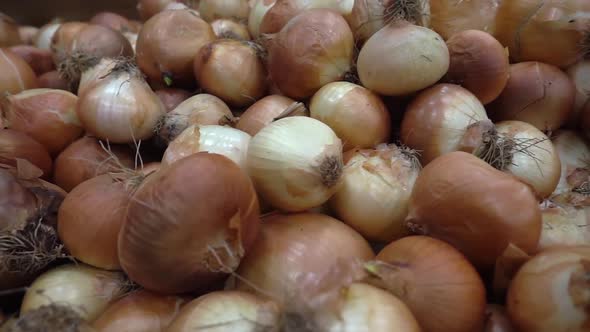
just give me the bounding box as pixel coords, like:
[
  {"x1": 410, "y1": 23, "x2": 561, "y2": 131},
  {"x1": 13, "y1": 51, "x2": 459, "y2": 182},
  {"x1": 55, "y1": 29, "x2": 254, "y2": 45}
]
[{"x1": 2, "y1": 1, "x2": 139, "y2": 26}]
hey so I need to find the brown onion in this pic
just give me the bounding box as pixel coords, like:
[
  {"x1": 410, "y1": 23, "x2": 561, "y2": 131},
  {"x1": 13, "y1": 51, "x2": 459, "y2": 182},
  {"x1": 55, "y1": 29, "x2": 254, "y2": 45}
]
[
  {"x1": 539, "y1": 202, "x2": 590, "y2": 251},
  {"x1": 194, "y1": 39, "x2": 267, "y2": 107},
  {"x1": 53, "y1": 136, "x2": 134, "y2": 192},
  {"x1": 430, "y1": 0, "x2": 501, "y2": 39},
  {"x1": 8, "y1": 45, "x2": 55, "y2": 75},
  {"x1": 137, "y1": 9, "x2": 215, "y2": 87},
  {"x1": 444, "y1": 30, "x2": 510, "y2": 104},
  {"x1": 0, "y1": 129, "x2": 52, "y2": 178},
  {"x1": 119, "y1": 153, "x2": 260, "y2": 294},
  {"x1": 155, "y1": 88, "x2": 192, "y2": 112},
  {"x1": 199, "y1": 0, "x2": 250, "y2": 22},
  {"x1": 34, "y1": 22, "x2": 61, "y2": 50},
  {"x1": 568, "y1": 60, "x2": 590, "y2": 128},
  {"x1": 90, "y1": 12, "x2": 135, "y2": 33},
  {"x1": 484, "y1": 305, "x2": 516, "y2": 332},
  {"x1": 236, "y1": 94, "x2": 303, "y2": 136},
  {"x1": 211, "y1": 19, "x2": 251, "y2": 40},
  {"x1": 488, "y1": 62, "x2": 575, "y2": 131},
  {"x1": 266, "y1": 8, "x2": 354, "y2": 99},
  {"x1": 367, "y1": 236, "x2": 487, "y2": 332},
  {"x1": 507, "y1": 246, "x2": 590, "y2": 332},
  {"x1": 0, "y1": 13, "x2": 22, "y2": 47},
  {"x1": 0, "y1": 48, "x2": 38, "y2": 93},
  {"x1": 406, "y1": 151, "x2": 542, "y2": 269},
  {"x1": 38, "y1": 70, "x2": 69, "y2": 90},
  {"x1": 494, "y1": 0, "x2": 590, "y2": 68}
]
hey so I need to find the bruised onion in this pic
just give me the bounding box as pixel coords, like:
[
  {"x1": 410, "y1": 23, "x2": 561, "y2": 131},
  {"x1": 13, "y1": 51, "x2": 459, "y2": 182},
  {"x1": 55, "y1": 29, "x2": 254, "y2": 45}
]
[
  {"x1": 136, "y1": 9, "x2": 215, "y2": 87},
  {"x1": 539, "y1": 202, "x2": 590, "y2": 251},
  {"x1": 0, "y1": 129, "x2": 52, "y2": 178},
  {"x1": 0, "y1": 48, "x2": 38, "y2": 94},
  {"x1": 358, "y1": 21, "x2": 449, "y2": 96},
  {"x1": 194, "y1": 39, "x2": 267, "y2": 107},
  {"x1": 429, "y1": 0, "x2": 500, "y2": 39},
  {"x1": 236, "y1": 95, "x2": 304, "y2": 136},
  {"x1": 568, "y1": 60, "x2": 590, "y2": 128},
  {"x1": 8, "y1": 45, "x2": 55, "y2": 75},
  {"x1": 507, "y1": 246, "x2": 590, "y2": 332},
  {"x1": 211, "y1": 19, "x2": 251, "y2": 40},
  {"x1": 119, "y1": 153, "x2": 260, "y2": 294},
  {"x1": 367, "y1": 236, "x2": 487, "y2": 332},
  {"x1": 266, "y1": 8, "x2": 354, "y2": 99},
  {"x1": 406, "y1": 151, "x2": 542, "y2": 269},
  {"x1": 199, "y1": 0, "x2": 250, "y2": 22},
  {"x1": 488, "y1": 62, "x2": 575, "y2": 131},
  {"x1": 0, "y1": 13, "x2": 22, "y2": 47},
  {"x1": 155, "y1": 88, "x2": 192, "y2": 112},
  {"x1": 90, "y1": 12, "x2": 135, "y2": 33}
]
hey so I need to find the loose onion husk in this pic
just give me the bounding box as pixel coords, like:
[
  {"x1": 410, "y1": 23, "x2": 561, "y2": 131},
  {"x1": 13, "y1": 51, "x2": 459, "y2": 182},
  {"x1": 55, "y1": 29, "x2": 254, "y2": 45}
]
[
  {"x1": 0, "y1": 48, "x2": 38, "y2": 94},
  {"x1": 539, "y1": 201, "x2": 590, "y2": 251},
  {"x1": 0, "y1": 129, "x2": 52, "y2": 178},
  {"x1": 2, "y1": 88, "x2": 83, "y2": 156},
  {"x1": 193, "y1": 39, "x2": 268, "y2": 107},
  {"x1": 211, "y1": 19, "x2": 251, "y2": 40},
  {"x1": 429, "y1": 0, "x2": 501, "y2": 39},
  {"x1": 366, "y1": 235, "x2": 487, "y2": 332},
  {"x1": 247, "y1": 116, "x2": 344, "y2": 212},
  {"x1": 357, "y1": 21, "x2": 449, "y2": 96},
  {"x1": 199, "y1": 0, "x2": 250, "y2": 22},
  {"x1": 406, "y1": 151, "x2": 542, "y2": 269},
  {"x1": 93, "y1": 290, "x2": 188, "y2": 331},
  {"x1": 266, "y1": 8, "x2": 354, "y2": 99},
  {"x1": 566, "y1": 60, "x2": 590, "y2": 127},
  {"x1": 162, "y1": 125, "x2": 251, "y2": 168},
  {"x1": 488, "y1": 61, "x2": 575, "y2": 131},
  {"x1": 119, "y1": 152, "x2": 260, "y2": 294},
  {"x1": 329, "y1": 144, "x2": 420, "y2": 243},
  {"x1": 444, "y1": 29, "x2": 510, "y2": 104},
  {"x1": 236, "y1": 95, "x2": 306, "y2": 136},
  {"x1": 155, "y1": 88, "x2": 192, "y2": 112},
  {"x1": 507, "y1": 246, "x2": 590, "y2": 332},
  {"x1": 0, "y1": 13, "x2": 22, "y2": 47},
  {"x1": 136, "y1": 9, "x2": 216, "y2": 87},
  {"x1": 8, "y1": 45, "x2": 55, "y2": 75}
]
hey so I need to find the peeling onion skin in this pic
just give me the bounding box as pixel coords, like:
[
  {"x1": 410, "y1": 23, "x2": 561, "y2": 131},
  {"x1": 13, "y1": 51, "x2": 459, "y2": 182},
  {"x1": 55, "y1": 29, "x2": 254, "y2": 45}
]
[
  {"x1": 488, "y1": 62, "x2": 575, "y2": 132},
  {"x1": 566, "y1": 60, "x2": 590, "y2": 128},
  {"x1": 0, "y1": 49, "x2": 38, "y2": 94},
  {"x1": 430, "y1": 0, "x2": 501, "y2": 39},
  {"x1": 357, "y1": 21, "x2": 449, "y2": 96},
  {"x1": 119, "y1": 153, "x2": 260, "y2": 294},
  {"x1": 507, "y1": 246, "x2": 590, "y2": 332},
  {"x1": 444, "y1": 30, "x2": 510, "y2": 104},
  {"x1": 0, "y1": 129, "x2": 52, "y2": 179},
  {"x1": 406, "y1": 151, "x2": 542, "y2": 269},
  {"x1": 266, "y1": 8, "x2": 354, "y2": 99},
  {"x1": 539, "y1": 203, "x2": 590, "y2": 251}
]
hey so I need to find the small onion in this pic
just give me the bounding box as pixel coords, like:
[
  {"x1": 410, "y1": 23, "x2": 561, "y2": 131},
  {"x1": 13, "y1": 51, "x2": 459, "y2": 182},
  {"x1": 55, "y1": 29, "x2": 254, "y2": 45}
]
[
  {"x1": 20, "y1": 264, "x2": 129, "y2": 321},
  {"x1": 34, "y1": 22, "x2": 61, "y2": 50},
  {"x1": 66, "y1": 24, "x2": 134, "y2": 60},
  {"x1": 211, "y1": 19, "x2": 251, "y2": 40},
  {"x1": 429, "y1": 0, "x2": 501, "y2": 39},
  {"x1": 8, "y1": 45, "x2": 55, "y2": 75},
  {"x1": 90, "y1": 12, "x2": 135, "y2": 33},
  {"x1": 0, "y1": 48, "x2": 38, "y2": 94},
  {"x1": 0, "y1": 129, "x2": 52, "y2": 178},
  {"x1": 199, "y1": 0, "x2": 250, "y2": 22},
  {"x1": 444, "y1": 30, "x2": 510, "y2": 104},
  {"x1": 157, "y1": 93, "x2": 233, "y2": 145},
  {"x1": 357, "y1": 21, "x2": 449, "y2": 96},
  {"x1": 53, "y1": 136, "x2": 134, "y2": 192},
  {"x1": 119, "y1": 153, "x2": 260, "y2": 294},
  {"x1": 2, "y1": 88, "x2": 83, "y2": 156},
  {"x1": 507, "y1": 246, "x2": 590, "y2": 332},
  {"x1": 93, "y1": 290, "x2": 188, "y2": 331},
  {"x1": 266, "y1": 8, "x2": 354, "y2": 99},
  {"x1": 488, "y1": 61, "x2": 576, "y2": 131},
  {"x1": 406, "y1": 151, "x2": 542, "y2": 269},
  {"x1": 484, "y1": 305, "x2": 516, "y2": 332},
  {"x1": 329, "y1": 145, "x2": 420, "y2": 243},
  {"x1": 136, "y1": 9, "x2": 216, "y2": 87},
  {"x1": 193, "y1": 39, "x2": 268, "y2": 107},
  {"x1": 155, "y1": 88, "x2": 192, "y2": 112},
  {"x1": 38, "y1": 71, "x2": 69, "y2": 90},
  {"x1": 247, "y1": 116, "x2": 344, "y2": 212},
  {"x1": 367, "y1": 236, "x2": 487, "y2": 332},
  {"x1": 310, "y1": 81, "x2": 391, "y2": 150},
  {"x1": 236, "y1": 95, "x2": 303, "y2": 136},
  {"x1": 166, "y1": 291, "x2": 281, "y2": 332},
  {"x1": 50, "y1": 22, "x2": 89, "y2": 62},
  {"x1": 551, "y1": 130, "x2": 590, "y2": 197},
  {"x1": 162, "y1": 125, "x2": 251, "y2": 168},
  {"x1": 539, "y1": 202, "x2": 590, "y2": 251},
  {"x1": 568, "y1": 60, "x2": 590, "y2": 128},
  {"x1": 0, "y1": 13, "x2": 22, "y2": 47}
]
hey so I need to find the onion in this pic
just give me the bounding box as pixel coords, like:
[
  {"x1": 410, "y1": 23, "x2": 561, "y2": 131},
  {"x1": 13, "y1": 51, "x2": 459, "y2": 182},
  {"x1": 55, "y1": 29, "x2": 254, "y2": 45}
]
[
  {"x1": 38, "y1": 71, "x2": 69, "y2": 90},
  {"x1": 119, "y1": 153, "x2": 260, "y2": 294},
  {"x1": 211, "y1": 19, "x2": 251, "y2": 40},
  {"x1": 539, "y1": 202, "x2": 590, "y2": 251},
  {"x1": 0, "y1": 48, "x2": 38, "y2": 94},
  {"x1": 429, "y1": 0, "x2": 501, "y2": 39},
  {"x1": 444, "y1": 30, "x2": 510, "y2": 104},
  {"x1": 406, "y1": 151, "x2": 542, "y2": 269},
  {"x1": 167, "y1": 291, "x2": 281, "y2": 331},
  {"x1": 266, "y1": 8, "x2": 354, "y2": 99},
  {"x1": 310, "y1": 81, "x2": 391, "y2": 150},
  {"x1": 93, "y1": 290, "x2": 188, "y2": 331},
  {"x1": 400, "y1": 83, "x2": 489, "y2": 165},
  {"x1": 136, "y1": 9, "x2": 215, "y2": 87},
  {"x1": 0, "y1": 129, "x2": 52, "y2": 178},
  {"x1": 199, "y1": 0, "x2": 250, "y2": 22},
  {"x1": 49, "y1": 22, "x2": 89, "y2": 62},
  {"x1": 155, "y1": 88, "x2": 192, "y2": 112},
  {"x1": 157, "y1": 93, "x2": 234, "y2": 145},
  {"x1": 58, "y1": 174, "x2": 135, "y2": 270},
  {"x1": 366, "y1": 236, "x2": 487, "y2": 332},
  {"x1": 194, "y1": 39, "x2": 267, "y2": 107},
  {"x1": 20, "y1": 264, "x2": 131, "y2": 321},
  {"x1": 488, "y1": 62, "x2": 575, "y2": 131},
  {"x1": 236, "y1": 95, "x2": 306, "y2": 136},
  {"x1": 8, "y1": 45, "x2": 55, "y2": 75},
  {"x1": 484, "y1": 305, "x2": 516, "y2": 332},
  {"x1": 507, "y1": 246, "x2": 590, "y2": 332},
  {"x1": 329, "y1": 145, "x2": 420, "y2": 243},
  {"x1": 19, "y1": 26, "x2": 39, "y2": 45},
  {"x1": 0, "y1": 13, "x2": 22, "y2": 47},
  {"x1": 2, "y1": 89, "x2": 83, "y2": 156},
  {"x1": 247, "y1": 0, "x2": 276, "y2": 38},
  {"x1": 34, "y1": 22, "x2": 61, "y2": 50},
  {"x1": 2, "y1": 304, "x2": 94, "y2": 331},
  {"x1": 162, "y1": 125, "x2": 251, "y2": 168},
  {"x1": 247, "y1": 116, "x2": 343, "y2": 211},
  {"x1": 568, "y1": 60, "x2": 590, "y2": 128},
  {"x1": 357, "y1": 21, "x2": 449, "y2": 96},
  {"x1": 494, "y1": 0, "x2": 590, "y2": 68},
  {"x1": 90, "y1": 12, "x2": 135, "y2": 33},
  {"x1": 76, "y1": 57, "x2": 118, "y2": 96},
  {"x1": 141, "y1": 162, "x2": 161, "y2": 175},
  {"x1": 551, "y1": 130, "x2": 590, "y2": 197},
  {"x1": 53, "y1": 136, "x2": 134, "y2": 192},
  {"x1": 77, "y1": 60, "x2": 166, "y2": 143},
  {"x1": 137, "y1": 0, "x2": 179, "y2": 21},
  {"x1": 233, "y1": 213, "x2": 373, "y2": 311}
]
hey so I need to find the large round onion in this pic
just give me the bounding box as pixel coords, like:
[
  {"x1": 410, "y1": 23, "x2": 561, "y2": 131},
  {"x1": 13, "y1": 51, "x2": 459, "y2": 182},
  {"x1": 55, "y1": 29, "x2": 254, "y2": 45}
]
[
  {"x1": 0, "y1": 129, "x2": 52, "y2": 178},
  {"x1": 119, "y1": 153, "x2": 260, "y2": 294},
  {"x1": 0, "y1": 48, "x2": 38, "y2": 94}
]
